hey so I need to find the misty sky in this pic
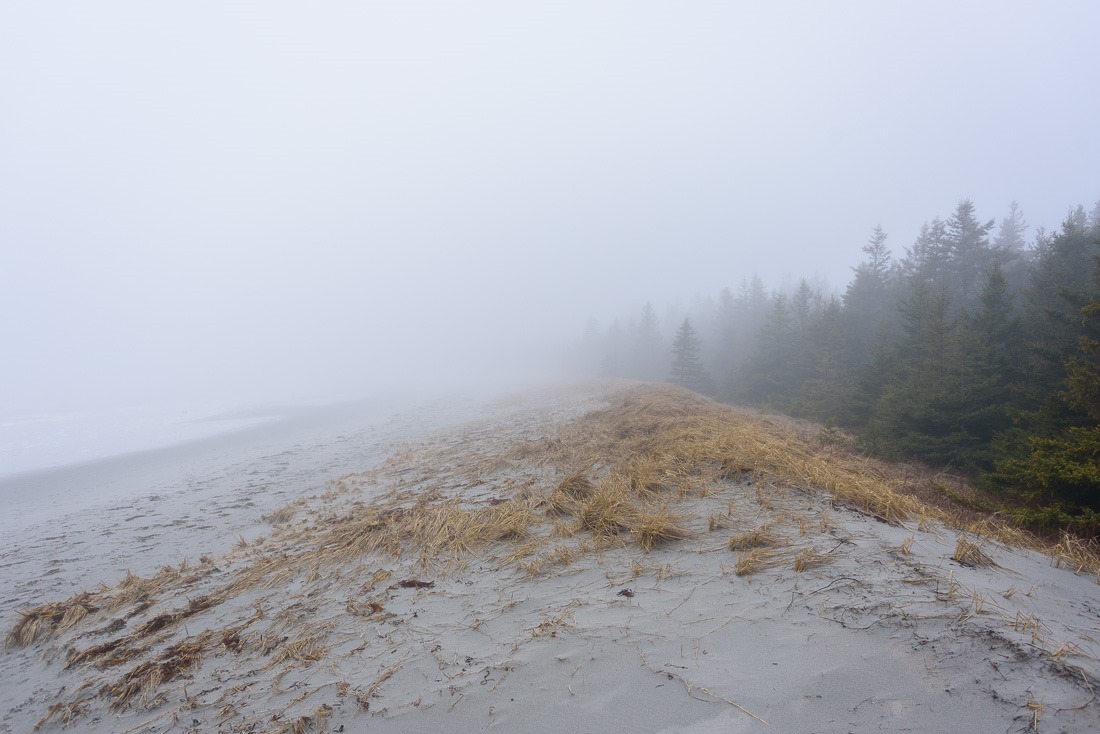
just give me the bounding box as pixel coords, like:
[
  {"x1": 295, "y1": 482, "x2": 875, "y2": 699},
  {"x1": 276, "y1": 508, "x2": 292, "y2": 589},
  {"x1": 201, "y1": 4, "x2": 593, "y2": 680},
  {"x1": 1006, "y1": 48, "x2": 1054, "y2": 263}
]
[{"x1": 2, "y1": 2, "x2": 1098, "y2": 414}]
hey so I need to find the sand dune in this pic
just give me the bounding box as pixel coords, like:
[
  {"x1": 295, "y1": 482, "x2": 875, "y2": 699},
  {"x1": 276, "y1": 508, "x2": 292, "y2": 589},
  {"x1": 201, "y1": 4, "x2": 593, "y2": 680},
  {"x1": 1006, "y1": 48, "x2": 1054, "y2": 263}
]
[{"x1": 3, "y1": 382, "x2": 1097, "y2": 733}]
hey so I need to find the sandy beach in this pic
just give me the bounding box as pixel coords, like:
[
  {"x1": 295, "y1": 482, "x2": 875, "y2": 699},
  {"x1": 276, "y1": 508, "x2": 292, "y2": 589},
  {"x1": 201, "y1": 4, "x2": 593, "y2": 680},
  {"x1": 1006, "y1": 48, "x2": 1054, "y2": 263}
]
[{"x1": 2, "y1": 382, "x2": 1097, "y2": 733}]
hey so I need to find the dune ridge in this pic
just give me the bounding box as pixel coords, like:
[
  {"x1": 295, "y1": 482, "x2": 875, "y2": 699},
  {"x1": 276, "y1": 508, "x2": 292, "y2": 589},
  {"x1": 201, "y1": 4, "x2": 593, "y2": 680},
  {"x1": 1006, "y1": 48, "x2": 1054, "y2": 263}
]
[{"x1": 4, "y1": 383, "x2": 1098, "y2": 733}]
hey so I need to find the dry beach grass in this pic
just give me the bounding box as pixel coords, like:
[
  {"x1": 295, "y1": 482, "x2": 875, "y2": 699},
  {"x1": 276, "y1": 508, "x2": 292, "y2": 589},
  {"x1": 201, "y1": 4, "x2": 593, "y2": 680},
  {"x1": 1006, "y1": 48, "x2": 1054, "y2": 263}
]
[{"x1": 5, "y1": 383, "x2": 1100, "y2": 733}]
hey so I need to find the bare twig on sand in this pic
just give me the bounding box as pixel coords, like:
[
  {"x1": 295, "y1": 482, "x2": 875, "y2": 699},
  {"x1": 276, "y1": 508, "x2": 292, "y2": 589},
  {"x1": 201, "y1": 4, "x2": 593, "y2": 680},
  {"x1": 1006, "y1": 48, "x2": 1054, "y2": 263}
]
[{"x1": 638, "y1": 652, "x2": 767, "y2": 725}]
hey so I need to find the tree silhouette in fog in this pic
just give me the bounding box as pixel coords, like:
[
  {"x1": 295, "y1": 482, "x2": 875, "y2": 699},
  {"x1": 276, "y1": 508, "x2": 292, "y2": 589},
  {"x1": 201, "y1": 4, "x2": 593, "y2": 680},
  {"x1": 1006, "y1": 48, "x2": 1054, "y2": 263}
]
[{"x1": 670, "y1": 318, "x2": 713, "y2": 395}]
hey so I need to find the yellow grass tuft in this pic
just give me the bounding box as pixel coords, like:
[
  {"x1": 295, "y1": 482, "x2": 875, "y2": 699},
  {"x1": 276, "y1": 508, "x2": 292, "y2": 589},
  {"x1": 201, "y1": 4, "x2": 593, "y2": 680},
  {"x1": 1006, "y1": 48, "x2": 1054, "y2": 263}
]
[
  {"x1": 33, "y1": 701, "x2": 87, "y2": 731},
  {"x1": 952, "y1": 536, "x2": 997, "y2": 568},
  {"x1": 793, "y1": 547, "x2": 832, "y2": 572},
  {"x1": 575, "y1": 484, "x2": 634, "y2": 537},
  {"x1": 728, "y1": 527, "x2": 783, "y2": 552},
  {"x1": 631, "y1": 503, "x2": 692, "y2": 552},
  {"x1": 7, "y1": 594, "x2": 98, "y2": 648},
  {"x1": 263, "y1": 506, "x2": 296, "y2": 525},
  {"x1": 270, "y1": 627, "x2": 331, "y2": 668},
  {"x1": 1051, "y1": 532, "x2": 1100, "y2": 575},
  {"x1": 547, "y1": 471, "x2": 594, "y2": 514},
  {"x1": 735, "y1": 548, "x2": 786, "y2": 577},
  {"x1": 475, "y1": 500, "x2": 536, "y2": 542}
]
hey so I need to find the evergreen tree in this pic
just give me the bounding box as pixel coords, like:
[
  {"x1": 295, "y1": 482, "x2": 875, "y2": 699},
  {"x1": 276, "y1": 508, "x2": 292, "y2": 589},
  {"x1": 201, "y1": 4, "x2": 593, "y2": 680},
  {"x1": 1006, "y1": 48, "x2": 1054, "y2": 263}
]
[
  {"x1": 736, "y1": 293, "x2": 798, "y2": 408},
  {"x1": 993, "y1": 242, "x2": 1100, "y2": 524},
  {"x1": 994, "y1": 200, "x2": 1028, "y2": 253},
  {"x1": 1020, "y1": 209, "x2": 1098, "y2": 431},
  {"x1": 670, "y1": 318, "x2": 713, "y2": 395},
  {"x1": 902, "y1": 219, "x2": 950, "y2": 286},
  {"x1": 843, "y1": 226, "x2": 897, "y2": 372},
  {"x1": 974, "y1": 262, "x2": 1025, "y2": 392},
  {"x1": 791, "y1": 297, "x2": 848, "y2": 420},
  {"x1": 871, "y1": 284, "x2": 964, "y2": 463},
  {"x1": 738, "y1": 275, "x2": 769, "y2": 311},
  {"x1": 934, "y1": 263, "x2": 1026, "y2": 470},
  {"x1": 1064, "y1": 274, "x2": 1100, "y2": 422},
  {"x1": 945, "y1": 199, "x2": 997, "y2": 310},
  {"x1": 791, "y1": 279, "x2": 816, "y2": 333},
  {"x1": 632, "y1": 302, "x2": 664, "y2": 379},
  {"x1": 716, "y1": 276, "x2": 773, "y2": 401},
  {"x1": 711, "y1": 287, "x2": 739, "y2": 380}
]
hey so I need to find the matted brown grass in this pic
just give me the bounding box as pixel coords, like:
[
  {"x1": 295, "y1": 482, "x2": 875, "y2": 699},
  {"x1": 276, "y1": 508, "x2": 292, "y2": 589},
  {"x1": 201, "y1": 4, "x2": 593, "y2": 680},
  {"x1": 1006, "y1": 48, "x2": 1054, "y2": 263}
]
[
  {"x1": 793, "y1": 547, "x2": 833, "y2": 572},
  {"x1": 106, "y1": 633, "x2": 212, "y2": 712},
  {"x1": 7, "y1": 593, "x2": 97, "y2": 648},
  {"x1": 590, "y1": 387, "x2": 927, "y2": 526}
]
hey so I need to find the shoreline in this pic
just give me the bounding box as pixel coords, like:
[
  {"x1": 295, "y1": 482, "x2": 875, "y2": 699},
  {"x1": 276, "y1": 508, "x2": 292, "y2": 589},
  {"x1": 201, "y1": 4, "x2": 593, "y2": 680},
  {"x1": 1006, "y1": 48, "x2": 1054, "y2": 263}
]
[
  {"x1": 0, "y1": 388, "x2": 514, "y2": 637},
  {"x1": 0, "y1": 393, "x2": 475, "y2": 538}
]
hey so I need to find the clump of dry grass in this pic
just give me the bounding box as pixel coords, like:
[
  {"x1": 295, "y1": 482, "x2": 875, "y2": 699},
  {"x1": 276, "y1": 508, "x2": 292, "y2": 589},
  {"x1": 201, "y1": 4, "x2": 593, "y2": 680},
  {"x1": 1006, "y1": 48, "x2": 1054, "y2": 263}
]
[
  {"x1": 734, "y1": 548, "x2": 787, "y2": 576},
  {"x1": 135, "y1": 594, "x2": 220, "y2": 638},
  {"x1": 952, "y1": 536, "x2": 997, "y2": 568},
  {"x1": 519, "y1": 543, "x2": 579, "y2": 576},
  {"x1": 476, "y1": 500, "x2": 536, "y2": 542},
  {"x1": 631, "y1": 503, "x2": 692, "y2": 552},
  {"x1": 106, "y1": 634, "x2": 211, "y2": 711},
  {"x1": 263, "y1": 506, "x2": 297, "y2": 525},
  {"x1": 728, "y1": 527, "x2": 784, "y2": 552},
  {"x1": 621, "y1": 454, "x2": 669, "y2": 496},
  {"x1": 1052, "y1": 532, "x2": 1100, "y2": 575},
  {"x1": 793, "y1": 547, "x2": 832, "y2": 572},
  {"x1": 33, "y1": 700, "x2": 88, "y2": 731},
  {"x1": 569, "y1": 385, "x2": 931, "y2": 526},
  {"x1": 7, "y1": 593, "x2": 97, "y2": 648},
  {"x1": 546, "y1": 471, "x2": 594, "y2": 514},
  {"x1": 66, "y1": 636, "x2": 146, "y2": 670},
  {"x1": 269, "y1": 627, "x2": 331, "y2": 668},
  {"x1": 575, "y1": 483, "x2": 635, "y2": 537},
  {"x1": 55, "y1": 590, "x2": 225, "y2": 675}
]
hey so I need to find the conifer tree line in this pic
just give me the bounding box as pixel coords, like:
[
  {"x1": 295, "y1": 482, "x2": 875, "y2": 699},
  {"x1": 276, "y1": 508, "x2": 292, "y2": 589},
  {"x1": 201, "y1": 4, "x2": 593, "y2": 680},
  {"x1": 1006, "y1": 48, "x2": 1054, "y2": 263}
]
[{"x1": 568, "y1": 199, "x2": 1100, "y2": 535}]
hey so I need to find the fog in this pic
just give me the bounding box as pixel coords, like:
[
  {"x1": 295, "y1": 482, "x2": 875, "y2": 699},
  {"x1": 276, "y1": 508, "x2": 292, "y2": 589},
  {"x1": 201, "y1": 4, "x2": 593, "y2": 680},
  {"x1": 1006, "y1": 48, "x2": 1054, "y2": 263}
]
[{"x1": 2, "y1": 2, "x2": 1098, "y2": 415}]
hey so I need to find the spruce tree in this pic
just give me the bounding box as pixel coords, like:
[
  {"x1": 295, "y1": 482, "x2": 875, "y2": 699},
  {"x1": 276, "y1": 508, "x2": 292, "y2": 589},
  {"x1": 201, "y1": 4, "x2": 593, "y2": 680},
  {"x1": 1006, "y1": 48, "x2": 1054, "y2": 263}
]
[
  {"x1": 1020, "y1": 209, "x2": 1098, "y2": 432},
  {"x1": 945, "y1": 199, "x2": 997, "y2": 310},
  {"x1": 670, "y1": 318, "x2": 712, "y2": 395},
  {"x1": 737, "y1": 293, "x2": 797, "y2": 407},
  {"x1": 843, "y1": 226, "x2": 897, "y2": 379},
  {"x1": 632, "y1": 302, "x2": 664, "y2": 380},
  {"x1": 994, "y1": 201, "x2": 1028, "y2": 253},
  {"x1": 993, "y1": 243, "x2": 1100, "y2": 523},
  {"x1": 792, "y1": 297, "x2": 848, "y2": 421}
]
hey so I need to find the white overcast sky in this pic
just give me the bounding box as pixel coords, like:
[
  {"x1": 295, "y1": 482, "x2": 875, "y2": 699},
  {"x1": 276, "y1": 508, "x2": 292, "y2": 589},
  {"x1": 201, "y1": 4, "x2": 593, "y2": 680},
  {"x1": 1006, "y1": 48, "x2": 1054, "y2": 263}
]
[{"x1": 2, "y1": 2, "x2": 1098, "y2": 412}]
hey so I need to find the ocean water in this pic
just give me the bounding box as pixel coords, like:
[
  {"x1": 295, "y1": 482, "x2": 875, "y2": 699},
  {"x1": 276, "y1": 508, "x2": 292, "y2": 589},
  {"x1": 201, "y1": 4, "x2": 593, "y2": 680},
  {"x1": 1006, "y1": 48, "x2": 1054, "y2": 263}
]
[
  {"x1": 0, "y1": 402, "x2": 278, "y2": 479},
  {"x1": 0, "y1": 390, "x2": 482, "y2": 538}
]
